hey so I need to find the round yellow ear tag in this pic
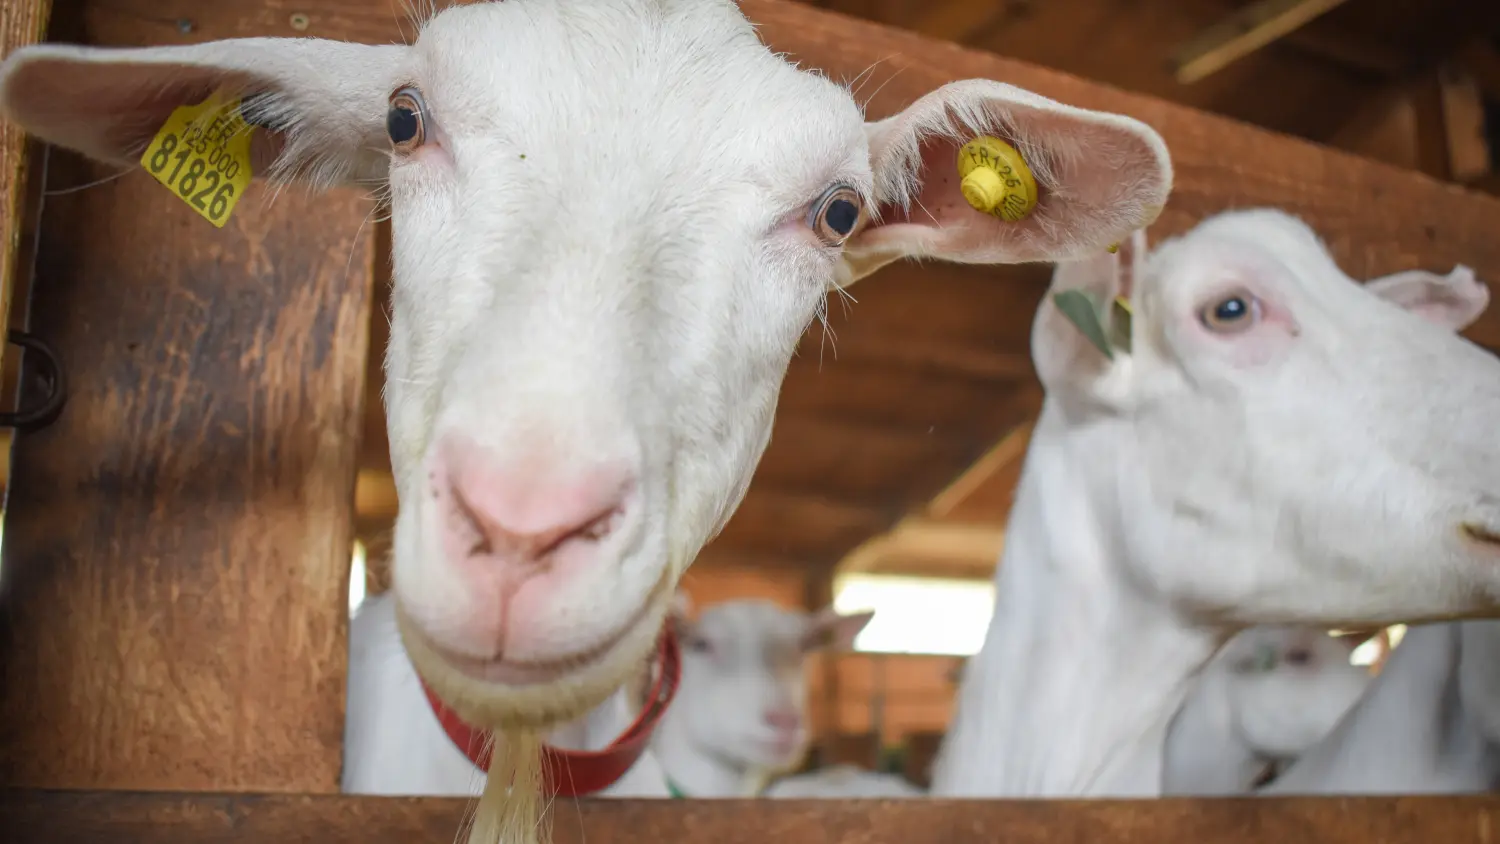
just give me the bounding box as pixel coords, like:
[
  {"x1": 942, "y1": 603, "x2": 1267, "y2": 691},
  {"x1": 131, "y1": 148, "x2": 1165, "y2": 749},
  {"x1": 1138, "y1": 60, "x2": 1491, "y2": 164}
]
[{"x1": 956, "y1": 136, "x2": 1038, "y2": 223}]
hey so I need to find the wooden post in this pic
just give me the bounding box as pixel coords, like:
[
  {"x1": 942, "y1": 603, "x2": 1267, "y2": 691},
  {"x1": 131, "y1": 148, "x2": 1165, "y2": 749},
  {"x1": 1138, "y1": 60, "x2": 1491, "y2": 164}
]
[
  {"x1": 0, "y1": 0, "x2": 52, "y2": 369},
  {"x1": 0, "y1": 151, "x2": 374, "y2": 790}
]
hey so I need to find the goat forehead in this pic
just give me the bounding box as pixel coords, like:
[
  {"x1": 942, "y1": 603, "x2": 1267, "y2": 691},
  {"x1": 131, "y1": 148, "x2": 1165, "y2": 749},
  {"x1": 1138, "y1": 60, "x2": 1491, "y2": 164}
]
[
  {"x1": 416, "y1": 2, "x2": 867, "y2": 198},
  {"x1": 1152, "y1": 211, "x2": 1350, "y2": 298}
]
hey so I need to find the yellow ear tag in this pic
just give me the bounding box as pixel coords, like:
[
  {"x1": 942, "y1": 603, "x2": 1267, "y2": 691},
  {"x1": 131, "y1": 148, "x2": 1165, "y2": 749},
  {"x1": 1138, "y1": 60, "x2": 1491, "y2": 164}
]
[
  {"x1": 138, "y1": 89, "x2": 254, "y2": 228},
  {"x1": 956, "y1": 136, "x2": 1038, "y2": 222},
  {"x1": 1107, "y1": 242, "x2": 1120, "y2": 254}
]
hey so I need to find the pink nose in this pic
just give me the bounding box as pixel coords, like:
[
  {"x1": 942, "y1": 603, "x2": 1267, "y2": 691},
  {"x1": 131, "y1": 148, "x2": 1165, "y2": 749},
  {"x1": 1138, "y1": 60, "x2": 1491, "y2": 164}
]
[
  {"x1": 764, "y1": 708, "x2": 802, "y2": 733},
  {"x1": 431, "y1": 433, "x2": 637, "y2": 571}
]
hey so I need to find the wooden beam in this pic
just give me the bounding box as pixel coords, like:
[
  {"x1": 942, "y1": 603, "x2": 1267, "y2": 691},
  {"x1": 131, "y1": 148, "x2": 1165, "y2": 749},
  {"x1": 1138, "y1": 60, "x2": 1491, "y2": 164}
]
[
  {"x1": 905, "y1": 0, "x2": 1013, "y2": 47},
  {"x1": 1171, "y1": 0, "x2": 1354, "y2": 85},
  {"x1": 1413, "y1": 72, "x2": 1455, "y2": 181},
  {"x1": 1279, "y1": 28, "x2": 1412, "y2": 80},
  {"x1": 6, "y1": 790, "x2": 1500, "y2": 843},
  {"x1": 0, "y1": 171, "x2": 373, "y2": 789},
  {"x1": 926, "y1": 421, "x2": 1033, "y2": 520},
  {"x1": 0, "y1": 0, "x2": 53, "y2": 376},
  {"x1": 834, "y1": 515, "x2": 1005, "y2": 578},
  {"x1": 1455, "y1": 40, "x2": 1500, "y2": 103}
]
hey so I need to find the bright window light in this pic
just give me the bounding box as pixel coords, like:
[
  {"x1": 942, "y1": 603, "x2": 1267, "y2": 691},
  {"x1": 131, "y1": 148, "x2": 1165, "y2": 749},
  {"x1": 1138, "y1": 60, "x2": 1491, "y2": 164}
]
[
  {"x1": 832, "y1": 573, "x2": 995, "y2": 656},
  {"x1": 1346, "y1": 624, "x2": 1406, "y2": 667},
  {"x1": 349, "y1": 539, "x2": 368, "y2": 617}
]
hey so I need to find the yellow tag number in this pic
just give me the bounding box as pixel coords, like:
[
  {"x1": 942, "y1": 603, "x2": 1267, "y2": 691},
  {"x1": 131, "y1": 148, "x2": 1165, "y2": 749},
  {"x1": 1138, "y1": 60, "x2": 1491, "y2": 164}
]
[{"x1": 139, "y1": 90, "x2": 255, "y2": 228}]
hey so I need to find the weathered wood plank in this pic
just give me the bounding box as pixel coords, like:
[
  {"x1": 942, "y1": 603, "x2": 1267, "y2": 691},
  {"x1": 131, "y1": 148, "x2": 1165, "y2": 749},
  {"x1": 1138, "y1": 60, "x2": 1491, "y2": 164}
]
[
  {"x1": 0, "y1": 0, "x2": 54, "y2": 374},
  {"x1": 0, "y1": 154, "x2": 374, "y2": 790},
  {"x1": 4, "y1": 790, "x2": 1500, "y2": 844}
]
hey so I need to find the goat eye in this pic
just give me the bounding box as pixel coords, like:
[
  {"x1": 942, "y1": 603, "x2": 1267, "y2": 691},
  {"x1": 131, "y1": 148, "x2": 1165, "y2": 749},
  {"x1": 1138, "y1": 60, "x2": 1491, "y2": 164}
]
[
  {"x1": 387, "y1": 87, "x2": 426, "y2": 152},
  {"x1": 687, "y1": 636, "x2": 712, "y2": 654},
  {"x1": 1200, "y1": 291, "x2": 1261, "y2": 334},
  {"x1": 1284, "y1": 648, "x2": 1312, "y2": 666},
  {"x1": 808, "y1": 184, "x2": 862, "y2": 247}
]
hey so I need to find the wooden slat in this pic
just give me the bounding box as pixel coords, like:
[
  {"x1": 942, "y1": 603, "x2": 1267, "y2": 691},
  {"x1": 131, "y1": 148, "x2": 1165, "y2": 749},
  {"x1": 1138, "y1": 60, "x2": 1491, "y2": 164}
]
[
  {"x1": 5, "y1": 791, "x2": 1500, "y2": 843},
  {"x1": 0, "y1": 154, "x2": 373, "y2": 790},
  {"x1": 1412, "y1": 72, "x2": 1454, "y2": 181},
  {"x1": 1170, "y1": 0, "x2": 1354, "y2": 85},
  {"x1": 0, "y1": 0, "x2": 53, "y2": 374}
]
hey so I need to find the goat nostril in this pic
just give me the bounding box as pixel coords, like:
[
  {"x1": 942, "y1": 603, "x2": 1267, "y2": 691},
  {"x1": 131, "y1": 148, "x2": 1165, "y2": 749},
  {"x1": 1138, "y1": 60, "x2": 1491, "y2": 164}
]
[{"x1": 434, "y1": 435, "x2": 638, "y2": 567}]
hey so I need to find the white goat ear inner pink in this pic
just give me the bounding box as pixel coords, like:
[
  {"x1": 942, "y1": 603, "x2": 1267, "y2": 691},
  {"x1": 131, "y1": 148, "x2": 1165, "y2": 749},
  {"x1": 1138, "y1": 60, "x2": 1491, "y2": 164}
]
[{"x1": 419, "y1": 625, "x2": 682, "y2": 796}]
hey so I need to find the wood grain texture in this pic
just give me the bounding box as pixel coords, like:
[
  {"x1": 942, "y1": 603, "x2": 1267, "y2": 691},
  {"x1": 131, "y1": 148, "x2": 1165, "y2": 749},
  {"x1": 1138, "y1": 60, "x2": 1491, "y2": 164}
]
[
  {"x1": 5, "y1": 791, "x2": 1500, "y2": 844},
  {"x1": 0, "y1": 0, "x2": 54, "y2": 373},
  {"x1": 0, "y1": 151, "x2": 374, "y2": 790}
]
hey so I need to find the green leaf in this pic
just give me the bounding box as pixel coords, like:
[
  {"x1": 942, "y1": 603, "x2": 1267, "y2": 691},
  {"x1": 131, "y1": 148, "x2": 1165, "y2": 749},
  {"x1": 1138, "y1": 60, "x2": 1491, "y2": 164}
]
[
  {"x1": 1108, "y1": 296, "x2": 1133, "y2": 354},
  {"x1": 1052, "y1": 289, "x2": 1114, "y2": 361}
]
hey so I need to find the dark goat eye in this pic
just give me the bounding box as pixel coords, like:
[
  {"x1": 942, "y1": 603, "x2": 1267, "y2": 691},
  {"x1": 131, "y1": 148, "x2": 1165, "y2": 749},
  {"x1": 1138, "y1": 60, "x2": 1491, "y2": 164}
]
[
  {"x1": 387, "y1": 87, "x2": 426, "y2": 152},
  {"x1": 1200, "y1": 291, "x2": 1261, "y2": 334},
  {"x1": 808, "y1": 184, "x2": 863, "y2": 246}
]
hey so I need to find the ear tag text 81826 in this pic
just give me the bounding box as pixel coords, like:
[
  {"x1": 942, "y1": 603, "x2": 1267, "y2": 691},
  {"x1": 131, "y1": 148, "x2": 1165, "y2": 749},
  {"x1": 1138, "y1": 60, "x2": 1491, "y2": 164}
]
[{"x1": 138, "y1": 89, "x2": 255, "y2": 228}]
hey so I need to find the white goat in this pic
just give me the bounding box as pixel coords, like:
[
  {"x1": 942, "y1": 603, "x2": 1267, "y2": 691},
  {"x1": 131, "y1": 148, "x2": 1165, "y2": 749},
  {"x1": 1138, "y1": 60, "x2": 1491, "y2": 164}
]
[
  {"x1": 342, "y1": 591, "x2": 671, "y2": 797},
  {"x1": 930, "y1": 208, "x2": 1500, "y2": 798},
  {"x1": 1265, "y1": 621, "x2": 1500, "y2": 793},
  {"x1": 1254, "y1": 284, "x2": 1500, "y2": 796},
  {"x1": 1161, "y1": 626, "x2": 1372, "y2": 795},
  {"x1": 0, "y1": 0, "x2": 1173, "y2": 742},
  {"x1": 651, "y1": 598, "x2": 873, "y2": 797}
]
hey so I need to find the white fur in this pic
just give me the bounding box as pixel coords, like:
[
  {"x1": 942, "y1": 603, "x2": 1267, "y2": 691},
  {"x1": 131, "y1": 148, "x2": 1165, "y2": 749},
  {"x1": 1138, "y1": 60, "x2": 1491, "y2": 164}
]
[
  {"x1": 651, "y1": 599, "x2": 873, "y2": 797},
  {"x1": 1264, "y1": 622, "x2": 1500, "y2": 793},
  {"x1": 1161, "y1": 626, "x2": 1371, "y2": 795},
  {"x1": 341, "y1": 592, "x2": 669, "y2": 797},
  {"x1": 930, "y1": 208, "x2": 1500, "y2": 797},
  {"x1": 0, "y1": 0, "x2": 1171, "y2": 723}
]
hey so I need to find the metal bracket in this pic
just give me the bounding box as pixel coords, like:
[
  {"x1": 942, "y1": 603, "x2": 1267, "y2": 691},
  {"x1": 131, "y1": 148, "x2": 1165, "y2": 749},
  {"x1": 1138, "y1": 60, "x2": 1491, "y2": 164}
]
[{"x1": 0, "y1": 329, "x2": 66, "y2": 432}]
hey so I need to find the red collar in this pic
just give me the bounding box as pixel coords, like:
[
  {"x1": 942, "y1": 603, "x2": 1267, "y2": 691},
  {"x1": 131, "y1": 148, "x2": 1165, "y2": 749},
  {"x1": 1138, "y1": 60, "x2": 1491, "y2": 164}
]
[{"x1": 420, "y1": 627, "x2": 681, "y2": 797}]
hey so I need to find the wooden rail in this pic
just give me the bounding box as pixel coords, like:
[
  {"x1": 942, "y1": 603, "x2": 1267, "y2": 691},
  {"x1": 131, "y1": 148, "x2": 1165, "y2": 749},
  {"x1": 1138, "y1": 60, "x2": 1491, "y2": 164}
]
[{"x1": 4, "y1": 791, "x2": 1500, "y2": 844}]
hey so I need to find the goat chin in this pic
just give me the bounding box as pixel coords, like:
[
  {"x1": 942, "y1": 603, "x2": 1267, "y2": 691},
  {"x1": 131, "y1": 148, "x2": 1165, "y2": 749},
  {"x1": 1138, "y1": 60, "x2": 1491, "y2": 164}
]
[
  {"x1": 395, "y1": 588, "x2": 671, "y2": 844},
  {"x1": 395, "y1": 585, "x2": 671, "y2": 730}
]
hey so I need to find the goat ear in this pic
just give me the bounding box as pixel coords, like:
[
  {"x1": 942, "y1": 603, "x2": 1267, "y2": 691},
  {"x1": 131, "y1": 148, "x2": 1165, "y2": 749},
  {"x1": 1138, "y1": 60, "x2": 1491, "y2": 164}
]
[
  {"x1": 838, "y1": 80, "x2": 1171, "y2": 288},
  {"x1": 800, "y1": 607, "x2": 874, "y2": 653},
  {"x1": 1364, "y1": 266, "x2": 1490, "y2": 331},
  {"x1": 0, "y1": 39, "x2": 405, "y2": 187},
  {"x1": 1031, "y1": 227, "x2": 1146, "y2": 389}
]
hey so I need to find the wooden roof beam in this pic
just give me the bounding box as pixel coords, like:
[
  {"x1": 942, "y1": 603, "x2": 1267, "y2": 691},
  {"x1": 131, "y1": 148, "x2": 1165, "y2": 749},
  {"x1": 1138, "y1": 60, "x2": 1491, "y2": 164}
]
[
  {"x1": 926, "y1": 421, "x2": 1033, "y2": 521},
  {"x1": 1171, "y1": 0, "x2": 1354, "y2": 85},
  {"x1": 836, "y1": 515, "x2": 1005, "y2": 577}
]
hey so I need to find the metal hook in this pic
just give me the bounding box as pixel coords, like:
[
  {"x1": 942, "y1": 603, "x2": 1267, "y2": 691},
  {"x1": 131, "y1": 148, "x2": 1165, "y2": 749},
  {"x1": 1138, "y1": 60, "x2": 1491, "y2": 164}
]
[{"x1": 0, "y1": 329, "x2": 66, "y2": 431}]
